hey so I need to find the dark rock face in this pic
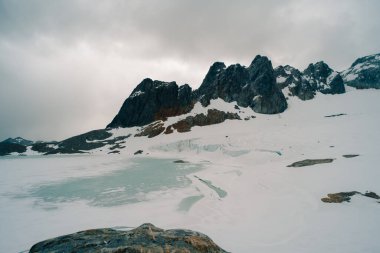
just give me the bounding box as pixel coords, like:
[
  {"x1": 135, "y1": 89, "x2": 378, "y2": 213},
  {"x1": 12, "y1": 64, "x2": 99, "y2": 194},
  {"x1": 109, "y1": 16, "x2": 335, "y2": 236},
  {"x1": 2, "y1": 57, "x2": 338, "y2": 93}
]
[
  {"x1": 107, "y1": 79, "x2": 193, "y2": 128},
  {"x1": 275, "y1": 61, "x2": 345, "y2": 100},
  {"x1": 0, "y1": 142, "x2": 27, "y2": 156},
  {"x1": 303, "y1": 62, "x2": 345, "y2": 94},
  {"x1": 194, "y1": 55, "x2": 287, "y2": 114},
  {"x1": 29, "y1": 223, "x2": 228, "y2": 253},
  {"x1": 274, "y1": 65, "x2": 315, "y2": 100},
  {"x1": 31, "y1": 142, "x2": 59, "y2": 154},
  {"x1": 341, "y1": 53, "x2": 380, "y2": 89}
]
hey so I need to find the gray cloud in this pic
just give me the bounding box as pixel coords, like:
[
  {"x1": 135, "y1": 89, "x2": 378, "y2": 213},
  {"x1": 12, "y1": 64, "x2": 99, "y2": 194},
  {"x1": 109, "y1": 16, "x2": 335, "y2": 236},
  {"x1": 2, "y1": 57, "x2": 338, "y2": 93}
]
[{"x1": 0, "y1": 0, "x2": 379, "y2": 141}]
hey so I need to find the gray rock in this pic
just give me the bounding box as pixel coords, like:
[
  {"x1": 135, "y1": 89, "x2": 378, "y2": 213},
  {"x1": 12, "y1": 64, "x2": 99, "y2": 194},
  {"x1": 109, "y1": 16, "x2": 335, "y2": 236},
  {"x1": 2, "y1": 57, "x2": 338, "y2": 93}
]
[
  {"x1": 287, "y1": 158, "x2": 334, "y2": 167},
  {"x1": 29, "y1": 223, "x2": 228, "y2": 253}
]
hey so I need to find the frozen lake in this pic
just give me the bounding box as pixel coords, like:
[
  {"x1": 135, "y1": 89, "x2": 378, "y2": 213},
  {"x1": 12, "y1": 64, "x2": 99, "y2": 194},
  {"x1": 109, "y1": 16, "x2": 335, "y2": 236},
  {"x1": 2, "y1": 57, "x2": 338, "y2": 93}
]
[{"x1": 0, "y1": 155, "x2": 203, "y2": 252}]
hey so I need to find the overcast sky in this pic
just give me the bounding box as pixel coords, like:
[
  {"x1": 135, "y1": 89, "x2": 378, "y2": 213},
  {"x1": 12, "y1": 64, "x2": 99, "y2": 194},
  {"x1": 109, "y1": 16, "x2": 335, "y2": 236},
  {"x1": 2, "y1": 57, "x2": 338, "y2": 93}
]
[{"x1": 0, "y1": 0, "x2": 379, "y2": 141}]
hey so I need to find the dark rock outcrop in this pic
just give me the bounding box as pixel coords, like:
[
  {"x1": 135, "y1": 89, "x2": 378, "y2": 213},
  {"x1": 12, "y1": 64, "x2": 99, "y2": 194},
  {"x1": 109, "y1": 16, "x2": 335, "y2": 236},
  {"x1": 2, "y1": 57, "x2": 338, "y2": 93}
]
[
  {"x1": 341, "y1": 53, "x2": 380, "y2": 89},
  {"x1": 135, "y1": 121, "x2": 165, "y2": 138},
  {"x1": 321, "y1": 191, "x2": 380, "y2": 203},
  {"x1": 0, "y1": 142, "x2": 27, "y2": 156},
  {"x1": 107, "y1": 79, "x2": 193, "y2": 128},
  {"x1": 29, "y1": 223, "x2": 228, "y2": 253},
  {"x1": 167, "y1": 109, "x2": 241, "y2": 133},
  {"x1": 287, "y1": 158, "x2": 334, "y2": 167},
  {"x1": 274, "y1": 65, "x2": 315, "y2": 100},
  {"x1": 275, "y1": 61, "x2": 345, "y2": 100},
  {"x1": 194, "y1": 55, "x2": 287, "y2": 114}
]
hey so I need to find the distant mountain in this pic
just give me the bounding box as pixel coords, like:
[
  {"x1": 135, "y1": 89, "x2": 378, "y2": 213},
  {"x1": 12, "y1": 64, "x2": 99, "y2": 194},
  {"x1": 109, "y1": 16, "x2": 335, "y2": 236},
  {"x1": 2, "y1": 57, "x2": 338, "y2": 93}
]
[
  {"x1": 1, "y1": 137, "x2": 34, "y2": 146},
  {"x1": 1, "y1": 53, "x2": 379, "y2": 157},
  {"x1": 341, "y1": 53, "x2": 380, "y2": 89}
]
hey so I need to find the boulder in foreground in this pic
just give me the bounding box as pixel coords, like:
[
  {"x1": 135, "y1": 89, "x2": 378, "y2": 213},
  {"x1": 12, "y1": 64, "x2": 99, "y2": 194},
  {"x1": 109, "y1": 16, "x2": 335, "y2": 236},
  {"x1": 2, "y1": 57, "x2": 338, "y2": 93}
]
[{"x1": 29, "y1": 223, "x2": 228, "y2": 253}]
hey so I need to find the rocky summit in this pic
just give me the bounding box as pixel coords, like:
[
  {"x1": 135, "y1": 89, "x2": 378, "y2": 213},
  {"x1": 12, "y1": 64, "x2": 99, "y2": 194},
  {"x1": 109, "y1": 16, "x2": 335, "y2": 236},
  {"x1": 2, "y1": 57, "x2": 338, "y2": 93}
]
[
  {"x1": 107, "y1": 78, "x2": 193, "y2": 128},
  {"x1": 193, "y1": 55, "x2": 287, "y2": 114},
  {"x1": 341, "y1": 53, "x2": 380, "y2": 89},
  {"x1": 29, "y1": 223, "x2": 228, "y2": 253},
  {"x1": 275, "y1": 61, "x2": 345, "y2": 100}
]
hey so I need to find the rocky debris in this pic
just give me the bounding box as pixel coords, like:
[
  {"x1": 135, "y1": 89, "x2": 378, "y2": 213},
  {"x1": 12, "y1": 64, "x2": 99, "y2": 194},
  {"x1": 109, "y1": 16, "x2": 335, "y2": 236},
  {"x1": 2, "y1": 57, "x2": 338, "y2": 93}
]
[
  {"x1": 341, "y1": 53, "x2": 380, "y2": 89},
  {"x1": 29, "y1": 223, "x2": 228, "y2": 253},
  {"x1": 135, "y1": 121, "x2": 165, "y2": 138},
  {"x1": 166, "y1": 109, "x2": 240, "y2": 133},
  {"x1": 107, "y1": 79, "x2": 193, "y2": 128},
  {"x1": 194, "y1": 55, "x2": 287, "y2": 114},
  {"x1": 287, "y1": 158, "x2": 334, "y2": 167},
  {"x1": 321, "y1": 191, "x2": 380, "y2": 203},
  {"x1": 275, "y1": 61, "x2": 345, "y2": 100},
  {"x1": 134, "y1": 150, "x2": 143, "y2": 155},
  {"x1": 325, "y1": 113, "x2": 346, "y2": 118},
  {"x1": 343, "y1": 154, "x2": 359, "y2": 158},
  {"x1": 0, "y1": 142, "x2": 27, "y2": 156}
]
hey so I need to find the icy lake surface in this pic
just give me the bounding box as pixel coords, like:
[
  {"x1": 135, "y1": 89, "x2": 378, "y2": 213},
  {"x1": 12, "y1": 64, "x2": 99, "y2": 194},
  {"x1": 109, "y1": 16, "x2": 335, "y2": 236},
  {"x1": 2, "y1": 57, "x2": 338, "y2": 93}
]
[
  {"x1": 0, "y1": 155, "x2": 203, "y2": 252},
  {"x1": 14, "y1": 157, "x2": 202, "y2": 207}
]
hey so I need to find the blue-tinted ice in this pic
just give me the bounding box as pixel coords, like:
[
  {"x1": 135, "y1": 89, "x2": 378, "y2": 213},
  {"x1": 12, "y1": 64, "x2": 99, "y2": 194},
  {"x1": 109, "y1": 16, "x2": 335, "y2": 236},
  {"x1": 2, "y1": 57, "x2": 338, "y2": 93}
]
[{"x1": 17, "y1": 158, "x2": 203, "y2": 207}]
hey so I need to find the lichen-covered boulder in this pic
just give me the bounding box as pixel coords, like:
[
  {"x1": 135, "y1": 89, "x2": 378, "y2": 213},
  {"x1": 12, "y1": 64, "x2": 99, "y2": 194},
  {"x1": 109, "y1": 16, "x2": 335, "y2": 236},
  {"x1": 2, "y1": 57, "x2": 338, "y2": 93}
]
[{"x1": 29, "y1": 223, "x2": 228, "y2": 253}]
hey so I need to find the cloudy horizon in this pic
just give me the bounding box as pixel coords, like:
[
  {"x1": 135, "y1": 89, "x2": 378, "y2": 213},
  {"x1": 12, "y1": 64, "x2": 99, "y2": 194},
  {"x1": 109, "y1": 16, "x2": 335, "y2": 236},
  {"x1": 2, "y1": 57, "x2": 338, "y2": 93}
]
[{"x1": 1, "y1": 0, "x2": 379, "y2": 141}]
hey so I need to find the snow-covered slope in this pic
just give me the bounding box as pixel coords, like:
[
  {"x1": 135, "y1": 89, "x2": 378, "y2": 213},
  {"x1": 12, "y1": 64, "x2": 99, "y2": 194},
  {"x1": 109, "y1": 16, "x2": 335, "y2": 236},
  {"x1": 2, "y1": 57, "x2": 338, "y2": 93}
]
[{"x1": 0, "y1": 89, "x2": 379, "y2": 252}]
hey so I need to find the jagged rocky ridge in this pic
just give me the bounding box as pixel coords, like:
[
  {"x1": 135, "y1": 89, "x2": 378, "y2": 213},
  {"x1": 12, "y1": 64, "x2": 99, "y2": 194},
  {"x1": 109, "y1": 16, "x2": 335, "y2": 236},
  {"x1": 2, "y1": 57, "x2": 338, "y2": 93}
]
[
  {"x1": 1, "y1": 53, "x2": 379, "y2": 156},
  {"x1": 341, "y1": 53, "x2": 380, "y2": 89},
  {"x1": 108, "y1": 55, "x2": 287, "y2": 129},
  {"x1": 274, "y1": 61, "x2": 345, "y2": 100}
]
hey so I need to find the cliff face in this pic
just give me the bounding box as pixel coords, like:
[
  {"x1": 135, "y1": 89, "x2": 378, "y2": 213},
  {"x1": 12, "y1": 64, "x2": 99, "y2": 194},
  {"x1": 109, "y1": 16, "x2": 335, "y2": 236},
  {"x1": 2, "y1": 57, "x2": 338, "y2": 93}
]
[
  {"x1": 108, "y1": 55, "x2": 288, "y2": 129},
  {"x1": 107, "y1": 78, "x2": 193, "y2": 128}
]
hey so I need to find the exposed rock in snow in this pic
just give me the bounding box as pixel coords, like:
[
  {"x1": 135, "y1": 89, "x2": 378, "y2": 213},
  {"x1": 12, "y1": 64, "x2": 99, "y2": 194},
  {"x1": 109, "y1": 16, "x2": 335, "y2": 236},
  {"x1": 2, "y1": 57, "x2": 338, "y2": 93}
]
[
  {"x1": 275, "y1": 61, "x2": 345, "y2": 100},
  {"x1": 341, "y1": 53, "x2": 380, "y2": 89},
  {"x1": 287, "y1": 158, "x2": 334, "y2": 167},
  {"x1": 29, "y1": 223, "x2": 227, "y2": 253},
  {"x1": 194, "y1": 55, "x2": 287, "y2": 114},
  {"x1": 321, "y1": 191, "x2": 380, "y2": 203}
]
